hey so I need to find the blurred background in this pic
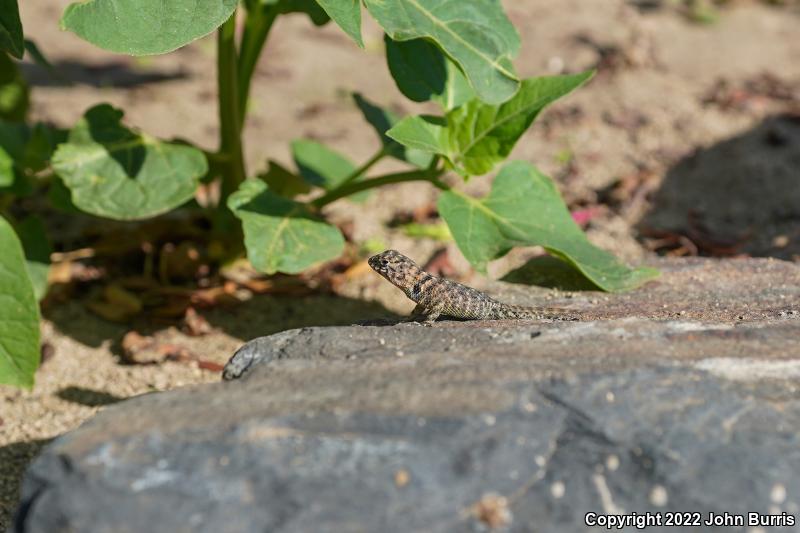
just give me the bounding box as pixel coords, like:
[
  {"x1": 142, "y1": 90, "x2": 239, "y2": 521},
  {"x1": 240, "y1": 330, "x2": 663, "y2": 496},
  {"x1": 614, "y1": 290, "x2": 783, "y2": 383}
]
[{"x1": 2, "y1": 0, "x2": 799, "y2": 528}]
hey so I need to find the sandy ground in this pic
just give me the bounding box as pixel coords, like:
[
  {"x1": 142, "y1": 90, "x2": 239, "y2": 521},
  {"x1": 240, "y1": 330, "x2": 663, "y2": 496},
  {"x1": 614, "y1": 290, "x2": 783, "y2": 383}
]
[{"x1": 2, "y1": 0, "x2": 800, "y2": 528}]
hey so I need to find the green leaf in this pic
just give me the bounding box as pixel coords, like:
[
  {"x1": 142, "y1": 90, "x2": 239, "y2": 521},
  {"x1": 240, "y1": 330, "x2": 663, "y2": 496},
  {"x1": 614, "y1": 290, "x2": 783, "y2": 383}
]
[
  {"x1": 388, "y1": 71, "x2": 593, "y2": 177},
  {"x1": 364, "y1": 0, "x2": 520, "y2": 105},
  {"x1": 291, "y1": 139, "x2": 353, "y2": 189},
  {"x1": 315, "y1": 0, "x2": 362, "y2": 47},
  {"x1": 0, "y1": 52, "x2": 29, "y2": 121},
  {"x1": 60, "y1": 0, "x2": 238, "y2": 55},
  {"x1": 16, "y1": 216, "x2": 51, "y2": 301},
  {"x1": 352, "y1": 93, "x2": 433, "y2": 168},
  {"x1": 0, "y1": 215, "x2": 40, "y2": 388},
  {"x1": 52, "y1": 104, "x2": 206, "y2": 220},
  {"x1": 291, "y1": 139, "x2": 369, "y2": 201},
  {"x1": 259, "y1": 159, "x2": 311, "y2": 198},
  {"x1": 0, "y1": 0, "x2": 24, "y2": 59},
  {"x1": 385, "y1": 114, "x2": 449, "y2": 154},
  {"x1": 228, "y1": 179, "x2": 344, "y2": 274},
  {"x1": 384, "y1": 36, "x2": 473, "y2": 110},
  {"x1": 438, "y1": 161, "x2": 659, "y2": 292}
]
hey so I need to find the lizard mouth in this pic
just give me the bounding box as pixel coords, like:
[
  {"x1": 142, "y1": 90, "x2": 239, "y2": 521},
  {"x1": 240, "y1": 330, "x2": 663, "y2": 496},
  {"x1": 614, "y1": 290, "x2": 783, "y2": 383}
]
[
  {"x1": 369, "y1": 261, "x2": 399, "y2": 280},
  {"x1": 368, "y1": 254, "x2": 391, "y2": 273}
]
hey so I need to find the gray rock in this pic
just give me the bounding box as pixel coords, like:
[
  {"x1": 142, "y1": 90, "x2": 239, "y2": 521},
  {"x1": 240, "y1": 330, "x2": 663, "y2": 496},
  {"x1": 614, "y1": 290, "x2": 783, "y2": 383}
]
[{"x1": 14, "y1": 259, "x2": 800, "y2": 533}]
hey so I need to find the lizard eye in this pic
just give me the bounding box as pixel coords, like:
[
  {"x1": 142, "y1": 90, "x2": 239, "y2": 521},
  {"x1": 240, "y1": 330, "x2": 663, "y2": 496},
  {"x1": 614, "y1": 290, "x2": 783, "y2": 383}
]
[{"x1": 380, "y1": 259, "x2": 389, "y2": 267}]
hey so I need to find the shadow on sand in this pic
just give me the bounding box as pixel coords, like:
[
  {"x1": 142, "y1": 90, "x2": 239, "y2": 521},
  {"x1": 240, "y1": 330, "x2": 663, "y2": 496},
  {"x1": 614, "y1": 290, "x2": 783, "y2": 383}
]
[
  {"x1": 0, "y1": 438, "x2": 52, "y2": 532},
  {"x1": 43, "y1": 292, "x2": 399, "y2": 351},
  {"x1": 641, "y1": 113, "x2": 800, "y2": 260},
  {"x1": 20, "y1": 59, "x2": 187, "y2": 88}
]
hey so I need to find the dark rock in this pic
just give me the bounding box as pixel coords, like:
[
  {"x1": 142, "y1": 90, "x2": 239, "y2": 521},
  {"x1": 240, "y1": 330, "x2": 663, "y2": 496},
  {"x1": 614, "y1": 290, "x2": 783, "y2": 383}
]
[{"x1": 14, "y1": 259, "x2": 800, "y2": 533}]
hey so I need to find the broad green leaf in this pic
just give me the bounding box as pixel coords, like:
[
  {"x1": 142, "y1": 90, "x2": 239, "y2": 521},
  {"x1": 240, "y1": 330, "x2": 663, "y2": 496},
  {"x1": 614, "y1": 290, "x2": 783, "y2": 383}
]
[
  {"x1": 0, "y1": 0, "x2": 23, "y2": 59},
  {"x1": 291, "y1": 139, "x2": 354, "y2": 189},
  {"x1": 446, "y1": 71, "x2": 593, "y2": 175},
  {"x1": 60, "y1": 0, "x2": 238, "y2": 55},
  {"x1": 52, "y1": 104, "x2": 206, "y2": 220},
  {"x1": 439, "y1": 61, "x2": 474, "y2": 110},
  {"x1": 352, "y1": 93, "x2": 433, "y2": 168},
  {"x1": 0, "y1": 216, "x2": 40, "y2": 388},
  {"x1": 259, "y1": 159, "x2": 311, "y2": 198},
  {"x1": 291, "y1": 139, "x2": 369, "y2": 201},
  {"x1": 0, "y1": 52, "x2": 28, "y2": 121},
  {"x1": 384, "y1": 114, "x2": 449, "y2": 155},
  {"x1": 228, "y1": 179, "x2": 344, "y2": 274},
  {"x1": 388, "y1": 71, "x2": 593, "y2": 177},
  {"x1": 384, "y1": 36, "x2": 473, "y2": 110},
  {"x1": 315, "y1": 0, "x2": 363, "y2": 47},
  {"x1": 16, "y1": 216, "x2": 51, "y2": 301},
  {"x1": 364, "y1": 0, "x2": 520, "y2": 104},
  {"x1": 438, "y1": 161, "x2": 659, "y2": 291}
]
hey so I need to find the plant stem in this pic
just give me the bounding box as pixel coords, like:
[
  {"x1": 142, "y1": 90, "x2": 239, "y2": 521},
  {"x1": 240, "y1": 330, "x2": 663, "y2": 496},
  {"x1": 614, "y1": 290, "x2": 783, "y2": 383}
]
[
  {"x1": 217, "y1": 11, "x2": 247, "y2": 203},
  {"x1": 339, "y1": 147, "x2": 388, "y2": 187},
  {"x1": 237, "y1": 4, "x2": 278, "y2": 127},
  {"x1": 312, "y1": 169, "x2": 447, "y2": 209}
]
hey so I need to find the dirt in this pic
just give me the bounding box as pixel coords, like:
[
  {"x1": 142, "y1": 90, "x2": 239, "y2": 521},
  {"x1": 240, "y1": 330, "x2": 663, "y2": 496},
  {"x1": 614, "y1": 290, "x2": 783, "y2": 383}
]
[{"x1": 2, "y1": 0, "x2": 800, "y2": 529}]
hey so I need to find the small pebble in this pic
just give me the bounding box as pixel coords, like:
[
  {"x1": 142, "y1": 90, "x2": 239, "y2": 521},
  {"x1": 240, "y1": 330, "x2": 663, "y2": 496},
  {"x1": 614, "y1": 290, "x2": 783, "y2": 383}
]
[
  {"x1": 394, "y1": 469, "x2": 410, "y2": 487},
  {"x1": 771, "y1": 483, "x2": 787, "y2": 504},
  {"x1": 650, "y1": 485, "x2": 668, "y2": 507}
]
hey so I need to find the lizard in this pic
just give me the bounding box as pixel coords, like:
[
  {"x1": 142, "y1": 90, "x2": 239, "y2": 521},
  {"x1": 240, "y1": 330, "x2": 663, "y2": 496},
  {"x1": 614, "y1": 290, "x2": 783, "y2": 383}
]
[{"x1": 368, "y1": 249, "x2": 578, "y2": 325}]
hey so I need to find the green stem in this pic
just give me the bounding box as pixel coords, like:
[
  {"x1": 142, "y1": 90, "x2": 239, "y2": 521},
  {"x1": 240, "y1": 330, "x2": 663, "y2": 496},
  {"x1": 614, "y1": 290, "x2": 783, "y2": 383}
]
[
  {"x1": 204, "y1": 150, "x2": 230, "y2": 165},
  {"x1": 217, "y1": 11, "x2": 246, "y2": 203},
  {"x1": 237, "y1": 4, "x2": 278, "y2": 127},
  {"x1": 312, "y1": 169, "x2": 447, "y2": 209},
  {"x1": 426, "y1": 155, "x2": 441, "y2": 171},
  {"x1": 339, "y1": 147, "x2": 388, "y2": 187}
]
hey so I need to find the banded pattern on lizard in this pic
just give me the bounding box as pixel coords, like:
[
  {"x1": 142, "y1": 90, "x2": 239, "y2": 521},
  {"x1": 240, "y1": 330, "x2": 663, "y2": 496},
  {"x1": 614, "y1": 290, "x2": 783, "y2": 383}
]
[{"x1": 369, "y1": 250, "x2": 576, "y2": 324}]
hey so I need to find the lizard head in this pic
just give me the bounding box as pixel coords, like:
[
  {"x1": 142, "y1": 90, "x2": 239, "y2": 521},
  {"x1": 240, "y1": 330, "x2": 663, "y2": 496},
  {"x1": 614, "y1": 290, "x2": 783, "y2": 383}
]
[{"x1": 368, "y1": 249, "x2": 419, "y2": 288}]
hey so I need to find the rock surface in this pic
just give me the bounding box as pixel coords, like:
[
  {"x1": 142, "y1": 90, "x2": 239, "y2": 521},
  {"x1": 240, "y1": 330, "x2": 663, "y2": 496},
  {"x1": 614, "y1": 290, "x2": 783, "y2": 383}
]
[{"x1": 14, "y1": 259, "x2": 800, "y2": 533}]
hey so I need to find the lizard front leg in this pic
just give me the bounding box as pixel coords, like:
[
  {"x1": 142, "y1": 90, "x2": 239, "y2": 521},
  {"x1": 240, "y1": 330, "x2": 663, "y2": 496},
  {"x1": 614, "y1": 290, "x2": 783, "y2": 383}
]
[
  {"x1": 420, "y1": 302, "x2": 444, "y2": 326},
  {"x1": 406, "y1": 303, "x2": 427, "y2": 323},
  {"x1": 407, "y1": 303, "x2": 443, "y2": 326}
]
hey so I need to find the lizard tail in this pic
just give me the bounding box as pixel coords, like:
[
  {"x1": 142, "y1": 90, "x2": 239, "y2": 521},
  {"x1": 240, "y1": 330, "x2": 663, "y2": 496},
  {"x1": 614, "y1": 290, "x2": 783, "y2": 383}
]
[{"x1": 490, "y1": 303, "x2": 578, "y2": 321}]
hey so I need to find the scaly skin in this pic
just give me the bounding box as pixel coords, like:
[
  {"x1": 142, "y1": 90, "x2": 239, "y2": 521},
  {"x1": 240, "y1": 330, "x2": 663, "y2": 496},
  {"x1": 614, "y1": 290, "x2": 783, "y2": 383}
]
[{"x1": 368, "y1": 250, "x2": 577, "y2": 325}]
